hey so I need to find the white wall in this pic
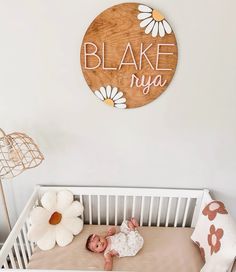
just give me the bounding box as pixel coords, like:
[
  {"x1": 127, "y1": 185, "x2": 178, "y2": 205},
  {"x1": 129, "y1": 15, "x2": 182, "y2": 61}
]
[{"x1": 0, "y1": 0, "x2": 236, "y2": 242}]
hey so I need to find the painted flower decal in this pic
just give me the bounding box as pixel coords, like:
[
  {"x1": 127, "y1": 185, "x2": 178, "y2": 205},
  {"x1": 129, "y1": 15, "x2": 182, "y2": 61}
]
[
  {"x1": 137, "y1": 4, "x2": 172, "y2": 38},
  {"x1": 94, "y1": 86, "x2": 127, "y2": 109},
  {"x1": 208, "y1": 225, "x2": 224, "y2": 255},
  {"x1": 195, "y1": 241, "x2": 206, "y2": 262},
  {"x1": 202, "y1": 201, "x2": 228, "y2": 221},
  {"x1": 28, "y1": 190, "x2": 84, "y2": 250}
]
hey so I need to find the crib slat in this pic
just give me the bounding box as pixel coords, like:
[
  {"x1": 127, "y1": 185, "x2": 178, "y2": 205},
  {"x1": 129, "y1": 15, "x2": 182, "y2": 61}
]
[
  {"x1": 115, "y1": 195, "x2": 118, "y2": 226},
  {"x1": 106, "y1": 195, "x2": 109, "y2": 225},
  {"x1": 4, "y1": 261, "x2": 9, "y2": 269},
  {"x1": 79, "y1": 195, "x2": 84, "y2": 221},
  {"x1": 148, "y1": 196, "x2": 154, "y2": 227},
  {"x1": 26, "y1": 220, "x2": 34, "y2": 253},
  {"x1": 97, "y1": 195, "x2": 101, "y2": 225},
  {"x1": 18, "y1": 232, "x2": 28, "y2": 267},
  {"x1": 140, "y1": 196, "x2": 144, "y2": 226},
  {"x1": 132, "y1": 196, "x2": 136, "y2": 218},
  {"x1": 89, "y1": 195, "x2": 92, "y2": 224},
  {"x1": 22, "y1": 224, "x2": 31, "y2": 259},
  {"x1": 123, "y1": 196, "x2": 127, "y2": 221},
  {"x1": 174, "y1": 197, "x2": 181, "y2": 227},
  {"x1": 165, "y1": 197, "x2": 172, "y2": 227},
  {"x1": 9, "y1": 250, "x2": 16, "y2": 269},
  {"x1": 182, "y1": 198, "x2": 191, "y2": 227},
  {"x1": 191, "y1": 197, "x2": 201, "y2": 227},
  {"x1": 157, "y1": 197, "x2": 163, "y2": 227},
  {"x1": 14, "y1": 242, "x2": 23, "y2": 269}
]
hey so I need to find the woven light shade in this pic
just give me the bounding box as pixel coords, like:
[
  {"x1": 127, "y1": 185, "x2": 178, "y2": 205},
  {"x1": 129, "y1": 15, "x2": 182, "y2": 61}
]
[{"x1": 0, "y1": 128, "x2": 44, "y2": 179}]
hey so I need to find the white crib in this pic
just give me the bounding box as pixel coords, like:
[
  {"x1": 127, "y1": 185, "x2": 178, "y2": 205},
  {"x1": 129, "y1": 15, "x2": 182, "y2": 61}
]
[{"x1": 0, "y1": 185, "x2": 212, "y2": 271}]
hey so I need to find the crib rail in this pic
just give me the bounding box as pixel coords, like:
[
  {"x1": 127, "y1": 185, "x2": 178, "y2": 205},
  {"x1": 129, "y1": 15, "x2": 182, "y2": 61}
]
[
  {"x1": 38, "y1": 186, "x2": 210, "y2": 228},
  {"x1": 0, "y1": 185, "x2": 211, "y2": 270},
  {"x1": 0, "y1": 187, "x2": 39, "y2": 269}
]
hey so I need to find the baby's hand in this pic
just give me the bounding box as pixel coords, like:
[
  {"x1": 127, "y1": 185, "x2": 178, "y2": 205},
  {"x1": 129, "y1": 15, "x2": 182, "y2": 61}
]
[{"x1": 107, "y1": 227, "x2": 116, "y2": 236}]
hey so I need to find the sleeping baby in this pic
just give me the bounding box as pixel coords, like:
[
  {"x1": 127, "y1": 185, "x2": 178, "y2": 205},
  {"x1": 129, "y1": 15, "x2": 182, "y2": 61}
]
[{"x1": 86, "y1": 218, "x2": 144, "y2": 271}]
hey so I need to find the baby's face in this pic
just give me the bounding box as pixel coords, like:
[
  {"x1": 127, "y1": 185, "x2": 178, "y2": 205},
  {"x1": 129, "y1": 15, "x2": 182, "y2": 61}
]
[{"x1": 89, "y1": 234, "x2": 107, "y2": 253}]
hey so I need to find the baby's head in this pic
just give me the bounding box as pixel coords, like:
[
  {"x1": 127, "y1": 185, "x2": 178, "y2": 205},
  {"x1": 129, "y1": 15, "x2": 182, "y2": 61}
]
[{"x1": 86, "y1": 234, "x2": 107, "y2": 253}]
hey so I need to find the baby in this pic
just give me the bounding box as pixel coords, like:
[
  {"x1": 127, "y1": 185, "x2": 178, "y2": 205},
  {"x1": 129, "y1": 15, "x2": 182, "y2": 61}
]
[{"x1": 86, "y1": 218, "x2": 144, "y2": 271}]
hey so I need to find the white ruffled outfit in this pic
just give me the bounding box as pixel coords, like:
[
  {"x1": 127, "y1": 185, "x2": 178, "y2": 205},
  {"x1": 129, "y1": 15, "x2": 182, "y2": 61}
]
[{"x1": 104, "y1": 220, "x2": 144, "y2": 257}]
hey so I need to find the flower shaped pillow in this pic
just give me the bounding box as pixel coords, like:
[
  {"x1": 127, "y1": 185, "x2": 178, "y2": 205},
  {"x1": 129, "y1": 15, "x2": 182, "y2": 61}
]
[
  {"x1": 28, "y1": 190, "x2": 84, "y2": 250},
  {"x1": 191, "y1": 200, "x2": 236, "y2": 272}
]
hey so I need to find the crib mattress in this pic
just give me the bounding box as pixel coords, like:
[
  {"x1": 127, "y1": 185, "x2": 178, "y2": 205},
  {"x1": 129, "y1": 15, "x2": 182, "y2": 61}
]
[{"x1": 28, "y1": 225, "x2": 204, "y2": 271}]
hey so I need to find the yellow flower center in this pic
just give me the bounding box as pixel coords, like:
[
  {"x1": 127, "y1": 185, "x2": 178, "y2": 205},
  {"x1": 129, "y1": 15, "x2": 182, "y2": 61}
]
[
  {"x1": 209, "y1": 203, "x2": 220, "y2": 211},
  {"x1": 152, "y1": 10, "x2": 165, "y2": 22},
  {"x1": 211, "y1": 234, "x2": 217, "y2": 246},
  {"x1": 104, "y1": 99, "x2": 114, "y2": 107},
  {"x1": 49, "y1": 211, "x2": 62, "y2": 225}
]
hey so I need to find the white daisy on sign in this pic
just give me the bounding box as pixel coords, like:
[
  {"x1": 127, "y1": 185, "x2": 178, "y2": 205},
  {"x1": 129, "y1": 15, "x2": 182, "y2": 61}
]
[
  {"x1": 94, "y1": 85, "x2": 127, "y2": 109},
  {"x1": 137, "y1": 4, "x2": 172, "y2": 38}
]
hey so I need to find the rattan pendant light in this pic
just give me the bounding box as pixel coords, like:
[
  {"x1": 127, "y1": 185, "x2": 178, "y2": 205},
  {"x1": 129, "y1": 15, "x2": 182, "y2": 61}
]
[{"x1": 0, "y1": 128, "x2": 44, "y2": 230}]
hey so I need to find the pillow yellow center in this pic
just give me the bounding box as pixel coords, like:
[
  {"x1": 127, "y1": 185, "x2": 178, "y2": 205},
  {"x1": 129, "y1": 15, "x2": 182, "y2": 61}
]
[{"x1": 49, "y1": 211, "x2": 62, "y2": 225}]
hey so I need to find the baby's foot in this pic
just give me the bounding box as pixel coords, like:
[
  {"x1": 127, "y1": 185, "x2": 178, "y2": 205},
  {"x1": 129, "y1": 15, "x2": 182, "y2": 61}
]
[
  {"x1": 131, "y1": 218, "x2": 139, "y2": 228},
  {"x1": 128, "y1": 220, "x2": 135, "y2": 230}
]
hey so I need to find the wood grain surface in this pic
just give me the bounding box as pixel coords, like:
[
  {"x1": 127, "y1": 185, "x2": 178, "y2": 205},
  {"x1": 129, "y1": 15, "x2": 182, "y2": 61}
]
[{"x1": 80, "y1": 3, "x2": 178, "y2": 109}]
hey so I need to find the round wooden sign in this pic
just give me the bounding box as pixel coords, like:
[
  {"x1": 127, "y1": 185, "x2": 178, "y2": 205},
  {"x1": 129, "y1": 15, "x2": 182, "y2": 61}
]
[{"x1": 80, "y1": 3, "x2": 178, "y2": 109}]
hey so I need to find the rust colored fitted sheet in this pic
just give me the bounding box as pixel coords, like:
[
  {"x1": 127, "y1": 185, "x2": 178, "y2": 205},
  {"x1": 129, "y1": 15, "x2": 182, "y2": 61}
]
[{"x1": 28, "y1": 225, "x2": 204, "y2": 271}]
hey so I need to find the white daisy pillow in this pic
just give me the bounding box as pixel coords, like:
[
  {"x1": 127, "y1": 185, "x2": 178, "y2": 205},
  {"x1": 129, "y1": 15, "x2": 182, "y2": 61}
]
[
  {"x1": 28, "y1": 190, "x2": 84, "y2": 250},
  {"x1": 191, "y1": 200, "x2": 236, "y2": 272}
]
